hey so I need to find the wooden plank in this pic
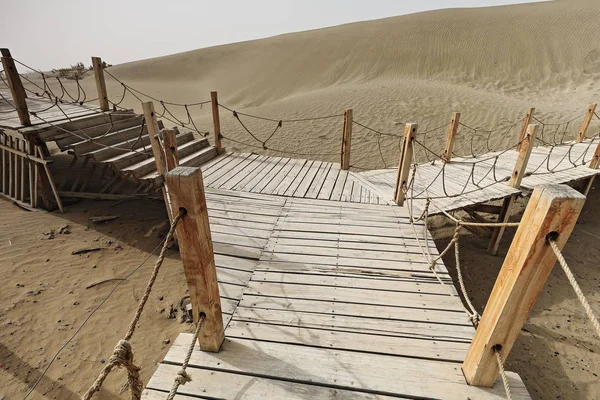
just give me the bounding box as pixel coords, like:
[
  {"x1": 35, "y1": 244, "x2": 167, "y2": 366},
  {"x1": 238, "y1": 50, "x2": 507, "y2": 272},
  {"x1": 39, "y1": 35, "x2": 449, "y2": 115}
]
[
  {"x1": 284, "y1": 159, "x2": 314, "y2": 196},
  {"x1": 329, "y1": 169, "x2": 348, "y2": 201},
  {"x1": 167, "y1": 166, "x2": 224, "y2": 351},
  {"x1": 261, "y1": 157, "x2": 296, "y2": 194},
  {"x1": 232, "y1": 306, "x2": 473, "y2": 339},
  {"x1": 221, "y1": 154, "x2": 264, "y2": 190},
  {"x1": 145, "y1": 364, "x2": 399, "y2": 400},
  {"x1": 252, "y1": 156, "x2": 288, "y2": 193},
  {"x1": 442, "y1": 112, "x2": 460, "y2": 162},
  {"x1": 91, "y1": 57, "x2": 109, "y2": 111},
  {"x1": 226, "y1": 320, "x2": 469, "y2": 362},
  {"x1": 162, "y1": 127, "x2": 179, "y2": 171},
  {"x1": 463, "y1": 184, "x2": 585, "y2": 387},
  {"x1": 293, "y1": 160, "x2": 322, "y2": 197},
  {"x1": 210, "y1": 153, "x2": 259, "y2": 189},
  {"x1": 165, "y1": 335, "x2": 530, "y2": 400},
  {"x1": 273, "y1": 158, "x2": 306, "y2": 195},
  {"x1": 244, "y1": 281, "x2": 463, "y2": 311},
  {"x1": 305, "y1": 162, "x2": 331, "y2": 198},
  {"x1": 317, "y1": 164, "x2": 340, "y2": 200}
]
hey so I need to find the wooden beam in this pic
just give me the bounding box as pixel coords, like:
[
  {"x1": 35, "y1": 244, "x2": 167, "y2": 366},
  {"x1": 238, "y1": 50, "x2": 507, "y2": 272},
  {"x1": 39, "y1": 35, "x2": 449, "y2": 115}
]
[
  {"x1": 162, "y1": 127, "x2": 180, "y2": 171},
  {"x1": 341, "y1": 109, "x2": 353, "y2": 170},
  {"x1": 394, "y1": 123, "x2": 417, "y2": 205},
  {"x1": 166, "y1": 166, "x2": 224, "y2": 352},
  {"x1": 463, "y1": 184, "x2": 585, "y2": 386},
  {"x1": 516, "y1": 108, "x2": 534, "y2": 151},
  {"x1": 509, "y1": 124, "x2": 537, "y2": 188},
  {"x1": 442, "y1": 112, "x2": 460, "y2": 162},
  {"x1": 91, "y1": 56, "x2": 109, "y2": 111},
  {"x1": 576, "y1": 103, "x2": 597, "y2": 142},
  {"x1": 210, "y1": 91, "x2": 223, "y2": 154},
  {"x1": 142, "y1": 102, "x2": 166, "y2": 176},
  {"x1": 1, "y1": 50, "x2": 30, "y2": 126}
]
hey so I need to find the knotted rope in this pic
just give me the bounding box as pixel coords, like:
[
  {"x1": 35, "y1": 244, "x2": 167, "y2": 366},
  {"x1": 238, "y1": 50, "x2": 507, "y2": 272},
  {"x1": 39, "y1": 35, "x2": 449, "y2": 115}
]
[
  {"x1": 166, "y1": 313, "x2": 206, "y2": 400},
  {"x1": 82, "y1": 210, "x2": 185, "y2": 400}
]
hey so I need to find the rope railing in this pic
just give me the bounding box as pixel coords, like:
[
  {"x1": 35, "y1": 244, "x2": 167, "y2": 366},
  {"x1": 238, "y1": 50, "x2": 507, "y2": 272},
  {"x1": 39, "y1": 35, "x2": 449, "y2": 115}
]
[{"x1": 81, "y1": 209, "x2": 185, "y2": 400}]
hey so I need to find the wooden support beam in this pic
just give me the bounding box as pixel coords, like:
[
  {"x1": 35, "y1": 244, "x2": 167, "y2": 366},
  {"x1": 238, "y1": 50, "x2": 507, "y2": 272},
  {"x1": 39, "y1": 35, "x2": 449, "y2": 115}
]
[
  {"x1": 166, "y1": 166, "x2": 224, "y2": 352},
  {"x1": 91, "y1": 56, "x2": 109, "y2": 111},
  {"x1": 162, "y1": 127, "x2": 180, "y2": 171},
  {"x1": 463, "y1": 184, "x2": 585, "y2": 387},
  {"x1": 341, "y1": 109, "x2": 353, "y2": 170},
  {"x1": 210, "y1": 91, "x2": 223, "y2": 154},
  {"x1": 394, "y1": 123, "x2": 417, "y2": 205},
  {"x1": 516, "y1": 108, "x2": 534, "y2": 151},
  {"x1": 576, "y1": 103, "x2": 597, "y2": 142},
  {"x1": 442, "y1": 112, "x2": 460, "y2": 162},
  {"x1": 142, "y1": 102, "x2": 167, "y2": 176},
  {"x1": 1, "y1": 49, "x2": 30, "y2": 126}
]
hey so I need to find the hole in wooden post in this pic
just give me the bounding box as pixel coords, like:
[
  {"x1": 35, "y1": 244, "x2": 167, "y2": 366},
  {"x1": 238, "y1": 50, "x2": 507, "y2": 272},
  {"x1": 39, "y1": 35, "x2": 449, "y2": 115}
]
[
  {"x1": 545, "y1": 231, "x2": 559, "y2": 243},
  {"x1": 492, "y1": 344, "x2": 502, "y2": 352},
  {"x1": 179, "y1": 207, "x2": 188, "y2": 216}
]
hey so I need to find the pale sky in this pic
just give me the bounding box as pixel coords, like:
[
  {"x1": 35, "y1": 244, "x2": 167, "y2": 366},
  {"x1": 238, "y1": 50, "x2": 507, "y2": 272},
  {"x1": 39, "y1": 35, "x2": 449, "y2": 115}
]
[{"x1": 1, "y1": 0, "x2": 543, "y2": 71}]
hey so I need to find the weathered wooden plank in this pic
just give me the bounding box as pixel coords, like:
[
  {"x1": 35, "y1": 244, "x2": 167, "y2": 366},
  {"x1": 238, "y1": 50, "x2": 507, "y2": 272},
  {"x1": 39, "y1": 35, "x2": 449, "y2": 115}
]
[
  {"x1": 293, "y1": 160, "x2": 323, "y2": 197},
  {"x1": 226, "y1": 320, "x2": 469, "y2": 362},
  {"x1": 274, "y1": 158, "x2": 307, "y2": 195},
  {"x1": 164, "y1": 335, "x2": 530, "y2": 400},
  {"x1": 145, "y1": 364, "x2": 398, "y2": 400}
]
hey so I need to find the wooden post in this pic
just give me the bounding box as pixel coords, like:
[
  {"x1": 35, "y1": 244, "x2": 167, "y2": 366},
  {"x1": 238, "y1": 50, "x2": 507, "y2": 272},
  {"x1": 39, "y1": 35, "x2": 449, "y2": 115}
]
[
  {"x1": 516, "y1": 108, "x2": 534, "y2": 151},
  {"x1": 488, "y1": 124, "x2": 538, "y2": 255},
  {"x1": 1, "y1": 49, "x2": 30, "y2": 126},
  {"x1": 162, "y1": 127, "x2": 180, "y2": 171},
  {"x1": 91, "y1": 57, "x2": 109, "y2": 111},
  {"x1": 394, "y1": 123, "x2": 417, "y2": 205},
  {"x1": 210, "y1": 91, "x2": 223, "y2": 154},
  {"x1": 463, "y1": 184, "x2": 585, "y2": 386},
  {"x1": 341, "y1": 109, "x2": 353, "y2": 170},
  {"x1": 576, "y1": 103, "x2": 597, "y2": 142},
  {"x1": 442, "y1": 112, "x2": 460, "y2": 162},
  {"x1": 509, "y1": 124, "x2": 538, "y2": 188},
  {"x1": 582, "y1": 140, "x2": 600, "y2": 196},
  {"x1": 166, "y1": 166, "x2": 225, "y2": 352}
]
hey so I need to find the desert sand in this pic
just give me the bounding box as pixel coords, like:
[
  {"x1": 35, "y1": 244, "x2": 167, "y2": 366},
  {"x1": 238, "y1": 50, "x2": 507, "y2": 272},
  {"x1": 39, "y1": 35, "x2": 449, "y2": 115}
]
[{"x1": 1, "y1": 0, "x2": 600, "y2": 398}]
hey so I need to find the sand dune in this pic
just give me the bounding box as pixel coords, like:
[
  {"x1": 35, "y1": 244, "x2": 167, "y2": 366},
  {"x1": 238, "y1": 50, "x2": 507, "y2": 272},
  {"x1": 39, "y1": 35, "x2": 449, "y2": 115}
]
[{"x1": 16, "y1": 0, "x2": 600, "y2": 169}]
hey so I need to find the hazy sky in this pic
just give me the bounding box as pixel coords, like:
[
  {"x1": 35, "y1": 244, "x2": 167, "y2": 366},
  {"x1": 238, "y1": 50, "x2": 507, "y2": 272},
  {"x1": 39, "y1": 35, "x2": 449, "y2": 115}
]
[{"x1": 2, "y1": 0, "x2": 542, "y2": 70}]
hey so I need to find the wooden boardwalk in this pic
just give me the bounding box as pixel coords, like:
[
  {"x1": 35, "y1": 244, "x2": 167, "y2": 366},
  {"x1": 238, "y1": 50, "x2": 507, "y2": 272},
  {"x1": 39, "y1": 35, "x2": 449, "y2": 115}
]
[
  {"x1": 357, "y1": 137, "x2": 600, "y2": 215},
  {"x1": 143, "y1": 189, "x2": 531, "y2": 399},
  {"x1": 199, "y1": 152, "x2": 390, "y2": 204}
]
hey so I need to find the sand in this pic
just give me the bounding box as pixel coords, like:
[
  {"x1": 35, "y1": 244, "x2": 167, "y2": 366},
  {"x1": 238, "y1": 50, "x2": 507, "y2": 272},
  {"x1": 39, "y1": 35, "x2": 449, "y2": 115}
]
[{"x1": 1, "y1": 0, "x2": 600, "y2": 398}]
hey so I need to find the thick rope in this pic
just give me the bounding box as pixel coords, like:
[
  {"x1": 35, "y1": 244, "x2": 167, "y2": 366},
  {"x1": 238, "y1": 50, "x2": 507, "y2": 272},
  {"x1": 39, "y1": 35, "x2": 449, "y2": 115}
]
[
  {"x1": 495, "y1": 347, "x2": 513, "y2": 400},
  {"x1": 82, "y1": 210, "x2": 185, "y2": 400},
  {"x1": 549, "y1": 239, "x2": 600, "y2": 338},
  {"x1": 166, "y1": 314, "x2": 207, "y2": 400},
  {"x1": 454, "y1": 228, "x2": 480, "y2": 326}
]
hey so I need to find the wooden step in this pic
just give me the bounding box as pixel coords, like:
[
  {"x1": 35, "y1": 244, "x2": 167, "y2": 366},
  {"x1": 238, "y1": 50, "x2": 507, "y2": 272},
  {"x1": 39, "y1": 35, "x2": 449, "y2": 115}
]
[
  {"x1": 105, "y1": 132, "x2": 200, "y2": 171},
  {"x1": 67, "y1": 119, "x2": 164, "y2": 155},
  {"x1": 53, "y1": 114, "x2": 143, "y2": 148},
  {"x1": 123, "y1": 137, "x2": 209, "y2": 179},
  {"x1": 140, "y1": 146, "x2": 219, "y2": 184},
  {"x1": 84, "y1": 132, "x2": 155, "y2": 162},
  {"x1": 24, "y1": 110, "x2": 136, "y2": 141}
]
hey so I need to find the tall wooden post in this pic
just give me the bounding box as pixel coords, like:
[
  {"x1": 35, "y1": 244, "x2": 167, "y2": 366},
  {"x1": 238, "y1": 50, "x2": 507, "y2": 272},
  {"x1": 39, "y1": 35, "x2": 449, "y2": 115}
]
[
  {"x1": 210, "y1": 91, "x2": 223, "y2": 154},
  {"x1": 394, "y1": 123, "x2": 417, "y2": 206},
  {"x1": 488, "y1": 124, "x2": 538, "y2": 255},
  {"x1": 162, "y1": 127, "x2": 180, "y2": 171},
  {"x1": 1, "y1": 49, "x2": 30, "y2": 126},
  {"x1": 166, "y1": 166, "x2": 225, "y2": 351},
  {"x1": 442, "y1": 112, "x2": 460, "y2": 162},
  {"x1": 91, "y1": 56, "x2": 109, "y2": 111},
  {"x1": 341, "y1": 109, "x2": 353, "y2": 170},
  {"x1": 464, "y1": 184, "x2": 585, "y2": 386},
  {"x1": 576, "y1": 103, "x2": 597, "y2": 142},
  {"x1": 516, "y1": 108, "x2": 534, "y2": 151},
  {"x1": 142, "y1": 101, "x2": 173, "y2": 221}
]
